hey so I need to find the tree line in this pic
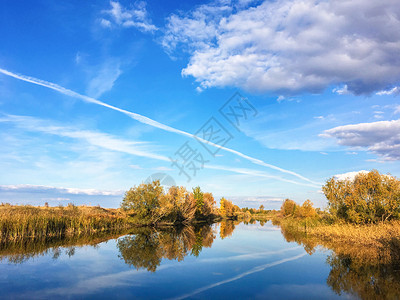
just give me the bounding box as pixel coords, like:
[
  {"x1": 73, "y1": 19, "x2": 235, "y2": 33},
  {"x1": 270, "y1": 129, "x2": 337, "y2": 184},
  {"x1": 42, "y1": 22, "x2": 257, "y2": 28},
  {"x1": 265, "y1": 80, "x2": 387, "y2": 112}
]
[
  {"x1": 122, "y1": 169, "x2": 400, "y2": 226},
  {"x1": 279, "y1": 170, "x2": 400, "y2": 225}
]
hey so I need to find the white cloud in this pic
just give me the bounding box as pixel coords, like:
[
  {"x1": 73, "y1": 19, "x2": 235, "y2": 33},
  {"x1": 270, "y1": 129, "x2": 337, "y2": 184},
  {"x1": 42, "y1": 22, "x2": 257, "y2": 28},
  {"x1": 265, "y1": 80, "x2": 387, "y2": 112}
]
[
  {"x1": 0, "y1": 114, "x2": 169, "y2": 162},
  {"x1": 333, "y1": 170, "x2": 394, "y2": 181},
  {"x1": 321, "y1": 119, "x2": 400, "y2": 160},
  {"x1": 332, "y1": 85, "x2": 350, "y2": 95},
  {"x1": 100, "y1": 19, "x2": 112, "y2": 28},
  {"x1": 346, "y1": 151, "x2": 358, "y2": 155},
  {"x1": 276, "y1": 95, "x2": 301, "y2": 103},
  {"x1": 376, "y1": 86, "x2": 400, "y2": 96},
  {"x1": 163, "y1": 0, "x2": 400, "y2": 95},
  {"x1": 374, "y1": 114, "x2": 384, "y2": 119},
  {"x1": 0, "y1": 184, "x2": 123, "y2": 196},
  {"x1": 43, "y1": 197, "x2": 71, "y2": 201},
  {"x1": 101, "y1": 1, "x2": 157, "y2": 33},
  {"x1": 333, "y1": 170, "x2": 369, "y2": 181},
  {"x1": 276, "y1": 95, "x2": 285, "y2": 102},
  {"x1": 87, "y1": 59, "x2": 122, "y2": 98}
]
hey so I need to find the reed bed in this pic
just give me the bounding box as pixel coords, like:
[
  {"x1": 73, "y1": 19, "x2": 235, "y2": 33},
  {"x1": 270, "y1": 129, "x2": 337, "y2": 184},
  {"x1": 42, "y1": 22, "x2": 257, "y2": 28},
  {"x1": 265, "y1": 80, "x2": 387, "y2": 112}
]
[
  {"x1": 0, "y1": 204, "x2": 134, "y2": 242},
  {"x1": 274, "y1": 216, "x2": 400, "y2": 263},
  {"x1": 308, "y1": 221, "x2": 400, "y2": 247}
]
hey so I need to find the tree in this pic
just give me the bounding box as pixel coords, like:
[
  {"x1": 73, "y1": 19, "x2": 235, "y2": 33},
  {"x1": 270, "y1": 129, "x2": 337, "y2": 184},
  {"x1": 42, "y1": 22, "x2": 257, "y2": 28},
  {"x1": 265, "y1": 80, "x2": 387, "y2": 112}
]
[
  {"x1": 220, "y1": 198, "x2": 235, "y2": 218},
  {"x1": 323, "y1": 170, "x2": 400, "y2": 223},
  {"x1": 203, "y1": 192, "x2": 216, "y2": 216},
  {"x1": 120, "y1": 180, "x2": 165, "y2": 223},
  {"x1": 192, "y1": 186, "x2": 204, "y2": 218},
  {"x1": 281, "y1": 199, "x2": 297, "y2": 217},
  {"x1": 298, "y1": 200, "x2": 316, "y2": 218},
  {"x1": 259, "y1": 204, "x2": 265, "y2": 213},
  {"x1": 165, "y1": 186, "x2": 196, "y2": 223}
]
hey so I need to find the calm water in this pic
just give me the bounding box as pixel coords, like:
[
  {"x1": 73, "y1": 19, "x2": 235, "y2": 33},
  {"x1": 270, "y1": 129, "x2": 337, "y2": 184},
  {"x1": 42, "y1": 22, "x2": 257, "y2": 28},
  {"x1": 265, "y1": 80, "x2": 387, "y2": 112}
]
[{"x1": 0, "y1": 221, "x2": 397, "y2": 299}]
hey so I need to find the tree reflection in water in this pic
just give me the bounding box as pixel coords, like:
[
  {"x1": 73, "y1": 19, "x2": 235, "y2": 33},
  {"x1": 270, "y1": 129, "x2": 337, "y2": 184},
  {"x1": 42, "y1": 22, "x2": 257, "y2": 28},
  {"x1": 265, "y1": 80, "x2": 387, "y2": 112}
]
[
  {"x1": 277, "y1": 221, "x2": 400, "y2": 299},
  {"x1": 219, "y1": 220, "x2": 237, "y2": 239},
  {"x1": 327, "y1": 253, "x2": 400, "y2": 299},
  {"x1": 117, "y1": 224, "x2": 216, "y2": 272}
]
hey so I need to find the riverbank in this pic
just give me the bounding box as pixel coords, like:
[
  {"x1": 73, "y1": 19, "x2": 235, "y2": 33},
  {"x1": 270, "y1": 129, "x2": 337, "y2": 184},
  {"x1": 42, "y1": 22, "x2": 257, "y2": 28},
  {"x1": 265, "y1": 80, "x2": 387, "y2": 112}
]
[
  {"x1": 0, "y1": 203, "x2": 224, "y2": 241},
  {"x1": 269, "y1": 215, "x2": 400, "y2": 263},
  {"x1": 0, "y1": 204, "x2": 134, "y2": 242}
]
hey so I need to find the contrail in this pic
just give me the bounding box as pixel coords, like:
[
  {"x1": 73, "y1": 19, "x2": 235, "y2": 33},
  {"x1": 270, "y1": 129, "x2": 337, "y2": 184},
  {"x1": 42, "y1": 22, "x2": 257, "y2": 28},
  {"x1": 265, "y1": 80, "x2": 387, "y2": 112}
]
[
  {"x1": 0, "y1": 113, "x2": 315, "y2": 187},
  {"x1": 171, "y1": 252, "x2": 307, "y2": 300},
  {"x1": 205, "y1": 165, "x2": 319, "y2": 187},
  {"x1": 0, "y1": 68, "x2": 320, "y2": 185}
]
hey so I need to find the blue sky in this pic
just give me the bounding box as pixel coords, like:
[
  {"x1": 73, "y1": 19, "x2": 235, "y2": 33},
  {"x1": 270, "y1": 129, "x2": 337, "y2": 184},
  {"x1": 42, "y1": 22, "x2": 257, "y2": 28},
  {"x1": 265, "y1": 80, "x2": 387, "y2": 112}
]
[{"x1": 0, "y1": 0, "x2": 399, "y2": 208}]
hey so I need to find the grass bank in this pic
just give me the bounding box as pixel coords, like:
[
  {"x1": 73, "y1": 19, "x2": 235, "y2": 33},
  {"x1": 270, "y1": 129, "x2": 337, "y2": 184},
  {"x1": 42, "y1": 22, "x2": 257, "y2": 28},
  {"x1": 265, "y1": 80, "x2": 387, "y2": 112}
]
[
  {"x1": 0, "y1": 204, "x2": 134, "y2": 242},
  {"x1": 271, "y1": 215, "x2": 400, "y2": 263}
]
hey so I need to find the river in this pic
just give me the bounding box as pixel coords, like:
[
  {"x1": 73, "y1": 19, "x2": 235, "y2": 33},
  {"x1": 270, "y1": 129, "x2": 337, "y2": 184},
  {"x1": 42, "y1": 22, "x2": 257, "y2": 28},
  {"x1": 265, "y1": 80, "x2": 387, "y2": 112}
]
[{"x1": 1, "y1": 220, "x2": 398, "y2": 299}]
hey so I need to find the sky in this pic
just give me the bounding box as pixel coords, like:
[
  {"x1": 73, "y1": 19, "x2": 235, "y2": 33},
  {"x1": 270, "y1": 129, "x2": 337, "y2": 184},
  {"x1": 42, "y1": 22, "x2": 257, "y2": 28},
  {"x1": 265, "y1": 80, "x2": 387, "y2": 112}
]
[{"x1": 0, "y1": 0, "x2": 399, "y2": 209}]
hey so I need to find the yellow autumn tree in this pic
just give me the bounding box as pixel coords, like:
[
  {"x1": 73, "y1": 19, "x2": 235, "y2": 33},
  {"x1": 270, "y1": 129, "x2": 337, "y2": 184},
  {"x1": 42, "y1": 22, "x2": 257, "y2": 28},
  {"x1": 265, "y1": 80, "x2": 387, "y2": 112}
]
[
  {"x1": 323, "y1": 170, "x2": 400, "y2": 223},
  {"x1": 281, "y1": 199, "x2": 297, "y2": 217}
]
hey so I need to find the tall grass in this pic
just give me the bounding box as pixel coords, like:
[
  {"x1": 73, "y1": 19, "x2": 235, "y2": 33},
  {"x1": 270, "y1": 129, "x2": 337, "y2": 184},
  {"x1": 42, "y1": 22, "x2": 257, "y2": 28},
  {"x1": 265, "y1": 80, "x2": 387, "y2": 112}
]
[
  {"x1": 0, "y1": 204, "x2": 134, "y2": 242},
  {"x1": 273, "y1": 215, "x2": 400, "y2": 263}
]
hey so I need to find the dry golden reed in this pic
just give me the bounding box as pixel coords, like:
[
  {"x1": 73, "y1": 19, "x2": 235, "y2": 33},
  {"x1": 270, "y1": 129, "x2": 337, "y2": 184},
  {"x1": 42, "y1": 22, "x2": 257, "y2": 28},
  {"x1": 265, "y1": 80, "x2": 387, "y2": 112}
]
[{"x1": 0, "y1": 204, "x2": 133, "y2": 242}]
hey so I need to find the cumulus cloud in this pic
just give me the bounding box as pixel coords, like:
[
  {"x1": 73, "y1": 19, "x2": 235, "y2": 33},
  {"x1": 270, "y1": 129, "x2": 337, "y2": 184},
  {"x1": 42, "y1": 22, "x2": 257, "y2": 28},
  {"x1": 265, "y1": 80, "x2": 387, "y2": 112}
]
[
  {"x1": 162, "y1": 0, "x2": 400, "y2": 95},
  {"x1": 321, "y1": 119, "x2": 400, "y2": 160},
  {"x1": 333, "y1": 170, "x2": 394, "y2": 181},
  {"x1": 101, "y1": 1, "x2": 157, "y2": 33},
  {"x1": 333, "y1": 170, "x2": 369, "y2": 181}
]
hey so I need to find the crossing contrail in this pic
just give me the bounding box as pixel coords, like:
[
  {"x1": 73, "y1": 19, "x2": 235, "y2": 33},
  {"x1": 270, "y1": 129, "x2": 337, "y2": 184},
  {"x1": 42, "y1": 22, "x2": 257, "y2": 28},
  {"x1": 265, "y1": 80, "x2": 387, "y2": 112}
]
[{"x1": 0, "y1": 68, "x2": 320, "y2": 186}]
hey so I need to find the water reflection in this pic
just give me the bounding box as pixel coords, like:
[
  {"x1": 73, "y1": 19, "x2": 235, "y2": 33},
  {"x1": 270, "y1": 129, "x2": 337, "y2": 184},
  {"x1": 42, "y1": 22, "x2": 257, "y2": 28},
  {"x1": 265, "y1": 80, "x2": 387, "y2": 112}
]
[
  {"x1": 327, "y1": 253, "x2": 400, "y2": 299},
  {"x1": 0, "y1": 231, "x2": 126, "y2": 264},
  {"x1": 117, "y1": 224, "x2": 216, "y2": 272},
  {"x1": 277, "y1": 221, "x2": 400, "y2": 299},
  {"x1": 1, "y1": 220, "x2": 399, "y2": 299}
]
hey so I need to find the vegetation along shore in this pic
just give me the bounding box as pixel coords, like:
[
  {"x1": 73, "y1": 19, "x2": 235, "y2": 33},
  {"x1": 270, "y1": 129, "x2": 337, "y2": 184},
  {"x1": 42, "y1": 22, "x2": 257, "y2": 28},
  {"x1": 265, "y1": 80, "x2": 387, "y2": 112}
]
[{"x1": 1, "y1": 170, "x2": 400, "y2": 257}]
